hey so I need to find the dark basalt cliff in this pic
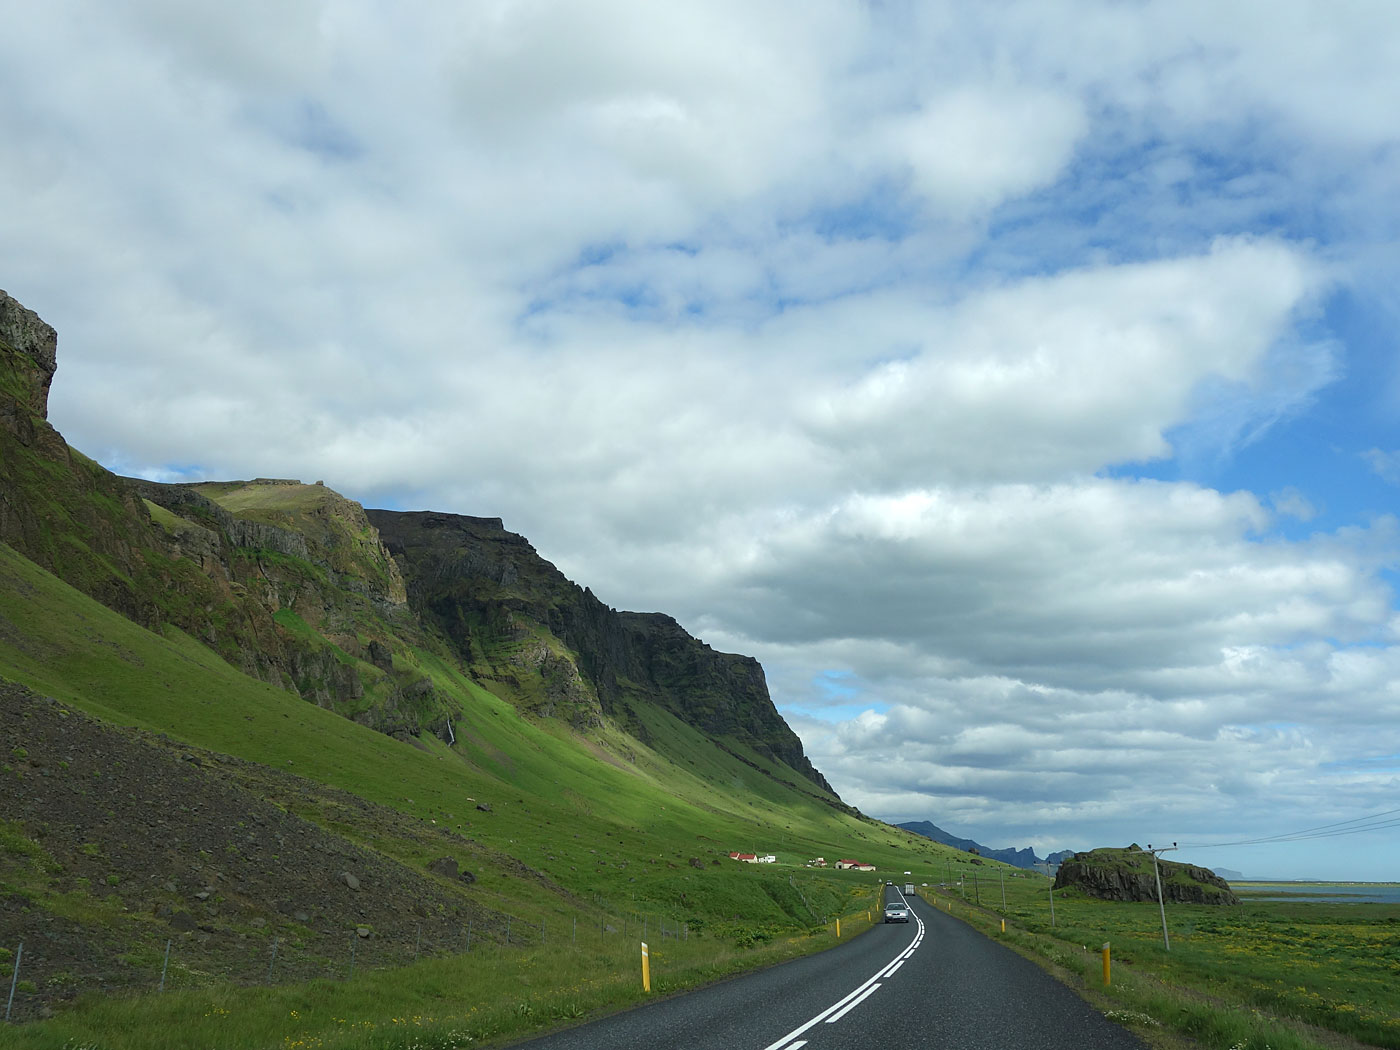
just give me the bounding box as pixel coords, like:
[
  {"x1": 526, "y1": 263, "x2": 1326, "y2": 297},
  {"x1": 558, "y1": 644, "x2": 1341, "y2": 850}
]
[
  {"x1": 0, "y1": 287, "x2": 836, "y2": 801},
  {"x1": 0, "y1": 289, "x2": 168, "y2": 628},
  {"x1": 1054, "y1": 845, "x2": 1239, "y2": 904},
  {"x1": 368, "y1": 509, "x2": 835, "y2": 795}
]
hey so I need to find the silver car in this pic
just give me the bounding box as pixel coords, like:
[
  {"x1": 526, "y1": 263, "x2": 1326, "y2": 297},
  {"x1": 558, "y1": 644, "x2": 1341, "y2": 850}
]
[{"x1": 883, "y1": 901, "x2": 910, "y2": 923}]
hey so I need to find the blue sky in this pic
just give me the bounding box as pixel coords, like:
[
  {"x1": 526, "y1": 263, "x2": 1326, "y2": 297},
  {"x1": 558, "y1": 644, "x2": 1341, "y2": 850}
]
[{"x1": 3, "y1": 0, "x2": 1400, "y2": 878}]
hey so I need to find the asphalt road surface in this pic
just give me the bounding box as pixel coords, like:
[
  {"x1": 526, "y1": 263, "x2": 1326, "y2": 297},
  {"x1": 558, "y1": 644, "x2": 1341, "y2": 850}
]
[{"x1": 509, "y1": 886, "x2": 1149, "y2": 1050}]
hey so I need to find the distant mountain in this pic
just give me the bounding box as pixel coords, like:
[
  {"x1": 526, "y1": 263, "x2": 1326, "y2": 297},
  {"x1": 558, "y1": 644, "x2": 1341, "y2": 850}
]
[
  {"x1": 898, "y1": 820, "x2": 1064, "y2": 871},
  {"x1": 1213, "y1": 867, "x2": 1244, "y2": 881}
]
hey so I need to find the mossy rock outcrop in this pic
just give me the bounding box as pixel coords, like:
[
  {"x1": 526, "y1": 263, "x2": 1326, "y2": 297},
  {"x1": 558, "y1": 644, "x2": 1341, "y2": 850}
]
[{"x1": 1054, "y1": 844, "x2": 1239, "y2": 904}]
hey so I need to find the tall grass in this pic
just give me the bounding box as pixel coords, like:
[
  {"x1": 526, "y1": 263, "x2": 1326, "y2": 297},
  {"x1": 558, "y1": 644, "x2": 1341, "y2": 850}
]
[{"x1": 0, "y1": 887, "x2": 882, "y2": 1050}]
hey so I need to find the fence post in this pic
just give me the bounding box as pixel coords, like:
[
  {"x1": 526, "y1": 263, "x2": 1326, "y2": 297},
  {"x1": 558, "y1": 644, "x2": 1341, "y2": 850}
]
[
  {"x1": 415, "y1": 925, "x2": 422, "y2": 961},
  {"x1": 506, "y1": 917, "x2": 511, "y2": 945},
  {"x1": 572, "y1": 917, "x2": 577, "y2": 946},
  {"x1": 267, "y1": 937, "x2": 279, "y2": 985},
  {"x1": 5, "y1": 942, "x2": 21, "y2": 1023},
  {"x1": 466, "y1": 920, "x2": 472, "y2": 953},
  {"x1": 159, "y1": 939, "x2": 172, "y2": 992},
  {"x1": 349, "y1": 934, "x2": 356, "y2": 979}
]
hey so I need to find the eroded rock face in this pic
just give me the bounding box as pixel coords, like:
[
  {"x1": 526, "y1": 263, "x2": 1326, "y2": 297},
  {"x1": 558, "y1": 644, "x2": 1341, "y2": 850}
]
[
  {"x1": 1054, "y1": 845, "x2": 1239, "y2": 904},
  {"x1": 0, "y1": 288, "x2": 58, "y2": 421},
  {"x1": 368, "y1": 508, "x2": 838, "y2": 796}
]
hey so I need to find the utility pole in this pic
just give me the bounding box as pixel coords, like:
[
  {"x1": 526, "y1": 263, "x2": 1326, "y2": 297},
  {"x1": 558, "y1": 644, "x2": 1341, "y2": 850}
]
[{"x1": 1130, "y1": 843, "x2": 1178, "y2": 951}]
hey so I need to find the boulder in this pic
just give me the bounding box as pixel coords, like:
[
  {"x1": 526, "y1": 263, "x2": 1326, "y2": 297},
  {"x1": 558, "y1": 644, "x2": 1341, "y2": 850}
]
[
  {"x1": 427, "y1": 856, "x2": 459, "y2": 880},
  {"x1": 1054, "y1": 845, "x2": 1238, "y2": 904}
]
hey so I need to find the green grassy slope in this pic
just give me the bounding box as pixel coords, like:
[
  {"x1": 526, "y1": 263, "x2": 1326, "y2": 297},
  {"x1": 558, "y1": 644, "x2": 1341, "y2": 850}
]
[
  {"x1": 0, "y1": 292, "x2": 996, "y2": 1040},
  {"x1": 0, "y1": 539, "x2": 959, "y2": 922}
]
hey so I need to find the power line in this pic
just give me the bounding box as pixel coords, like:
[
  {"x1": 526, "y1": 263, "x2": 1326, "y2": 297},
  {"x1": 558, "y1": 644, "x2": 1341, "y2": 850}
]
[{"x1": 1178, "y1": 807, "x2": 1400, "y2": 850}]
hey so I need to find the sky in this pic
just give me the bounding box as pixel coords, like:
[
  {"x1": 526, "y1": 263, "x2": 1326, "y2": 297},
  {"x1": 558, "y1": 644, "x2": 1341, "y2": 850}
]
[{"x1": 3, "y1": 0, "x2": 1400, "y2": 880}]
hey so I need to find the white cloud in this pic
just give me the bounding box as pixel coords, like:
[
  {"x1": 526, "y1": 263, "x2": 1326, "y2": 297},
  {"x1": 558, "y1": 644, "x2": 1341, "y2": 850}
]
[
  {"x1": 1269, "y1": 487, "x2": 1318, "y2": 521},
  {"x1": 890, "y1": 86, "x2": 1087, "y2": 213},
  {"x1": 5, "y1": 0, "x2": 1400, "y2": 878},
  {"x1": 1363, "y1": 448, "x2": 1400, "y2": 486}
]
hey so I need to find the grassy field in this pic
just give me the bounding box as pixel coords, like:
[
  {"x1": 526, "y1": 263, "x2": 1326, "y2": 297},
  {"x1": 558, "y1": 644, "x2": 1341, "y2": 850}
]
[
  {"x1": 922, "y1": 859, "x2": 1400, "y2": 1050},
  {"x1": 0, "y1": 537, "x2": 953, "y2": 1044},
  {"x1": 8, "y1": 537, "x2": 1398, "y2": 1050},
  {"x1": 0, "y1": 883, "x2": 884, "y2": 1050},
  {"x1": 10, "y1": 468, "x2": 1394, "y2": 1050}
]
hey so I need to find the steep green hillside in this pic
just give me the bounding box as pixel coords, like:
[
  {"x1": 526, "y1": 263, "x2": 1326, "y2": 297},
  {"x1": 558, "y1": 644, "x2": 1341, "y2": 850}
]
[
  {"x1": 0, "y1": 289, "x2": 986, "y2": 1034},
  {"x1": 0, "y1": 537, "x2": 958, "y2": 1020}
]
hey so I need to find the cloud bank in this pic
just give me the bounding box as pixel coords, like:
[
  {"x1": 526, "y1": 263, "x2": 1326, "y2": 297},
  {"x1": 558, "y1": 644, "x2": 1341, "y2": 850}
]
[{"x1": 4, "y1": 0, "x2": 1400, "y2": 877}]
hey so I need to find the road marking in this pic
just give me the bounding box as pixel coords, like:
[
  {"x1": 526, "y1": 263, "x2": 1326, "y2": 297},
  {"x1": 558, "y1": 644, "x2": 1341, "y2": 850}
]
[
  {"x1": 825, "y1": 982, "x2": 881, "y2": 1023},
  {"x1": 759, "y1": 909, "x2": 924, "y2": 1050}
]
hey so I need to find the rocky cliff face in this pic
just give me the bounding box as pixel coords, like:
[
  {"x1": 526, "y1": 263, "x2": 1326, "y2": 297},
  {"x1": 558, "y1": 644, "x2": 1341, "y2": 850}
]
[
  {"x1": 0, "y1": 291, "x2": 833, "y2": 794},
  {"x1": 368, "y1": 509, "x2": 835, "y2": 794},
  {"x1": 1054, "y1": 845, "x2": 1239, "y2": 904},
  {"x1": 0, "y1": 289, "x2": 57, "y2": 421},
  {"x1": 615, "y1": 611, "x2": 834, "y2": 792},
  {"x1": 0, "y1": 292, "x2": 424, "y2": 732},
  {"x1": 1, "y1": 289, "x2": 169, "y2": 627}
]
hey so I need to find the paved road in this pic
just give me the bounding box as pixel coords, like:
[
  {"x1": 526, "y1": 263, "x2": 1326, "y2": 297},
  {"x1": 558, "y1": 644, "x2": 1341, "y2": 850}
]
[{"x1": 509, "y1": 886, "x2": 1149, "y2": 1049}]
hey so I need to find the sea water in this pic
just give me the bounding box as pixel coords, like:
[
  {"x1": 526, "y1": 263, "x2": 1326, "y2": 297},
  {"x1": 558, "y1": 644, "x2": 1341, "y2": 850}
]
[{"x1": 1234, "y1": 883, "x2": 1400, "y2": 904}]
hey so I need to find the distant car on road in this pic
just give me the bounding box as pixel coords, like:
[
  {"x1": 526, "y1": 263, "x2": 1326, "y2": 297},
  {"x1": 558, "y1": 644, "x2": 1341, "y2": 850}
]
[{"x1": 883, "y1": 902, "x2": 909, "y2": 923}]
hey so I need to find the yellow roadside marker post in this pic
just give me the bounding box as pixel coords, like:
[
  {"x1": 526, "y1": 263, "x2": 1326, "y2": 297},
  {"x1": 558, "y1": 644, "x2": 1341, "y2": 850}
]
[
  {"x1": 1102, "y1": 942, "x2": 1111, "y2": 985},
  {"x1": 836, "y1": 917, "x2": 841, "y2": 938},
  {"x1": 641, "y1": 942, "x2": 651, "y2": 993}
]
